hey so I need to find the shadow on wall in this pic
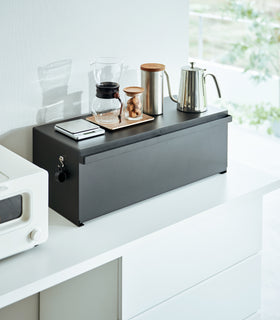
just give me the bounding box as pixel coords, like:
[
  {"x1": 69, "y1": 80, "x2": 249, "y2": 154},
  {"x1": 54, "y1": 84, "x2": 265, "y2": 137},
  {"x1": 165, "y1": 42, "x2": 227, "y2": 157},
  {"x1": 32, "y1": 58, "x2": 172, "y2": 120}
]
[
  {"x1": 0, "y1": 62, "x2": 139, "y2": 162},
  {"x1": 0, "y1": 59, "x2": 84, "y2": 161},
  {"x1": 88, "y1": 69, "x2": 96, "y2": 111},
  {"x1": 37, "y1": 59, "x2": 82, "y2": 124}
]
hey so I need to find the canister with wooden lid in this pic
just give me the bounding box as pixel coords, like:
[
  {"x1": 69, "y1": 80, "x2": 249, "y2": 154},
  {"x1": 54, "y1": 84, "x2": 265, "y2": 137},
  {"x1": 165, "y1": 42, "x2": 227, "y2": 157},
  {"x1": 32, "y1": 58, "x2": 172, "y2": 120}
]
[
  {"x1": 140, "y1": 63, "x2": 165, "y2": 116},
  {"x1": 123, "y1": 86, "x2": 144, "y2": 121}
]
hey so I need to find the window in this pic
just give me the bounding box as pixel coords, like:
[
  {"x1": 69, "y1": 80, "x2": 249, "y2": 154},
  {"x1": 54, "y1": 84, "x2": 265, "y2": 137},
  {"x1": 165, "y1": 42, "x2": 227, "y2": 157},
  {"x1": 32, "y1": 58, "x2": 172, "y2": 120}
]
[{"x1": 189, "y1": 0, "x2": 280, "y2": 136}]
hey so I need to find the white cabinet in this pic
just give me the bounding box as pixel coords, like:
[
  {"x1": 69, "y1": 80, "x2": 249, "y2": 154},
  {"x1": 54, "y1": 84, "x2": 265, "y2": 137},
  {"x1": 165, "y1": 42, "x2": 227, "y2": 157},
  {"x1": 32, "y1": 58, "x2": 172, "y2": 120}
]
[
  {"x1": 40, "y1": 259, "x2": 120, "y2": 320},
  {"x1": 122, "y1": 194, "x2": 262, "y2": 319},
  {"x1": 1, "y1": 162, "x2": 277, "y2": 320},
  {"x1": 130, "y1": 255, "x2": 261, "y2": 320},
  {"x1": 0, "y1": 295, "x2": 38, "y2": 320}
]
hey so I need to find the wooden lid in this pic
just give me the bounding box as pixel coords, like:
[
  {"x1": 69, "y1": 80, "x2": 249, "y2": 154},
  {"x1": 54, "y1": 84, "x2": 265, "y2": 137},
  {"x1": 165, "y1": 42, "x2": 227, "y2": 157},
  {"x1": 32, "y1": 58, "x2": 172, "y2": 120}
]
[
  {"x1": 140, "y1": 63, "x2": 165, "y2": 72},
  {"x1": 123, "y1": 86, "x2": 144, "y2": 95}
]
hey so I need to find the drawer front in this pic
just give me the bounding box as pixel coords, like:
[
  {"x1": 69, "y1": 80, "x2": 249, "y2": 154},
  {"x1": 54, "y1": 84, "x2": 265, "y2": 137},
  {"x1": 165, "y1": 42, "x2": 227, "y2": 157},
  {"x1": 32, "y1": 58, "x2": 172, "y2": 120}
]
[
  {"x1": 122, "y1": 194, "x2": 262, "y2": 319},
  {"x1": 131, "y1": 255, "x2": 261, "y2": 320},
  {"x1": 40, "y1": 259, "x2": 120, "y2": 320},
  {"x1": 79, "y1": 120, "x2": 228, "y2": 223}
]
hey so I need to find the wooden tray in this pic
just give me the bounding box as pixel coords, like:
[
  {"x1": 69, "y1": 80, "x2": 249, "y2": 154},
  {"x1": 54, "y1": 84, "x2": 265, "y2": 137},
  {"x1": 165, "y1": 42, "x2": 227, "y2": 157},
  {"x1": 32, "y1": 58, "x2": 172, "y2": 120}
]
[{"x1": 86, "y1": 113, "x2": 154, "y2": 131}]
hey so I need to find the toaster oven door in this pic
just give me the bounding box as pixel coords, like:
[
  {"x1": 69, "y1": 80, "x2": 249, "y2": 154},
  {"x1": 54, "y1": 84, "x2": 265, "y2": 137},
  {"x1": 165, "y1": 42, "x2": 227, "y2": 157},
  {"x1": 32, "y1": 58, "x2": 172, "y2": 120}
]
[{"x1": 0, "y1": 195, "x2": 22, "y2": 224}]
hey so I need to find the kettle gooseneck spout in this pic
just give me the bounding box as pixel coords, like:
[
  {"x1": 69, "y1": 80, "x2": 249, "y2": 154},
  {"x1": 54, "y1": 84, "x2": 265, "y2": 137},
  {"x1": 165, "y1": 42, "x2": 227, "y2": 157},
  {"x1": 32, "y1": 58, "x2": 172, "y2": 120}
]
[{"x1": 164, "y1": 70, "x2": 178, "y2": 103}]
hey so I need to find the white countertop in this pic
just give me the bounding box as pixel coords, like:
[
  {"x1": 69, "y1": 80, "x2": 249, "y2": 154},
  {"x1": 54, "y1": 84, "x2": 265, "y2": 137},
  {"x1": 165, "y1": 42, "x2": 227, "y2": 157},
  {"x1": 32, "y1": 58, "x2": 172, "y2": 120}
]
[{"x1": 0, "y1": 154, "x2": 279, "y2": 309}]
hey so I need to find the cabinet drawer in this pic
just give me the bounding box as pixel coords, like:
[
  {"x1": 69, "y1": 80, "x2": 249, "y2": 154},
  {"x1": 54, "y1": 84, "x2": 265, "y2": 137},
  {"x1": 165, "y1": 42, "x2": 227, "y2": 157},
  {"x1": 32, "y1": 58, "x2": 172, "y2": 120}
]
[
  {"x1": 131, "y1": 255, "x2": 261, "y2": 320},
  {"x1": 122, "y1": 194, "x2": 262, "y2": 319}
]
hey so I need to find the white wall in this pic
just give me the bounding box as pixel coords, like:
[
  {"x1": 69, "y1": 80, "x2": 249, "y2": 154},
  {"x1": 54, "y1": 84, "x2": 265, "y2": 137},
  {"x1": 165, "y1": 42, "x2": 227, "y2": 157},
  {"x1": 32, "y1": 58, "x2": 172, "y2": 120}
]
[{"x1": 0, "y1": 0, "x2": 189, "y2": 160}]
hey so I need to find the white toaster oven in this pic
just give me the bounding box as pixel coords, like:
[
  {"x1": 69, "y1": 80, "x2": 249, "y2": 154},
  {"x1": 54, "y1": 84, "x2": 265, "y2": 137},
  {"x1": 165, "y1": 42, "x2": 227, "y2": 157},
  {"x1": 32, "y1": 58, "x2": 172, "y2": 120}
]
[{"x1": 0, "y1": 145, "x2": 48, "y2": 260}]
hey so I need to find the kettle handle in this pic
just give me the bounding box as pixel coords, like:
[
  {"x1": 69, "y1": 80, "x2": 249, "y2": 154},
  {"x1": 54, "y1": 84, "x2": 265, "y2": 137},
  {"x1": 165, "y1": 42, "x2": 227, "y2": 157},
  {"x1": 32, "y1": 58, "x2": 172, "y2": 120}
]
[
  {"x1": 205, "y1": 74, "x2": 221, "y2": 98},
  {"x1": 164, "y1": 70, "x2": 178, "y2": 103}
]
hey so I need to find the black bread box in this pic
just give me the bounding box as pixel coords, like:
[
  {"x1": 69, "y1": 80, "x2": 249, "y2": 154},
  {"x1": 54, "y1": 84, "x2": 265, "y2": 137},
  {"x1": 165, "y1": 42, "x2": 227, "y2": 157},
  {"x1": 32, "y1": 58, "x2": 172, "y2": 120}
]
[{"x1": 33, "y1": 98, "x2": 232, "y2": 226}]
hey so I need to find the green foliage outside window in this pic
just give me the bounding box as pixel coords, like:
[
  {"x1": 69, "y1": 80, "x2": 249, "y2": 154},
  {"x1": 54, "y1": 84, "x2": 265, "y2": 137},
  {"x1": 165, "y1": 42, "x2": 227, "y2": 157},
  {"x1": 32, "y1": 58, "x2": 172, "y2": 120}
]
[
  {"x1": 224, "y1": 0, "x2": 280, "y2": 82},
  {"x1": 222, "y1": 0, "x2": 280, "y2": 134}
]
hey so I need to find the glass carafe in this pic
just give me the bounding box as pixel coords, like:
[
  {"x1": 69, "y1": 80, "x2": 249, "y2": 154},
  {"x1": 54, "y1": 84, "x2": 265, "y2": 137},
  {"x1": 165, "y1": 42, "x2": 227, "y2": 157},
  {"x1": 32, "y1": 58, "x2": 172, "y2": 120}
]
[{"x1": 91, "y1": 57, "x2": 123, "y2": 124}]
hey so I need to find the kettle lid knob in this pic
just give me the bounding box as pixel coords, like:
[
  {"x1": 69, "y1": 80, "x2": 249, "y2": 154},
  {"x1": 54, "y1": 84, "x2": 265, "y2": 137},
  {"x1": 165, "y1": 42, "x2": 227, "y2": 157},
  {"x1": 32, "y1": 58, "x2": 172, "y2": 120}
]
[{"x1": 190, "y1": 62, "x2": 195, "y2": 69}]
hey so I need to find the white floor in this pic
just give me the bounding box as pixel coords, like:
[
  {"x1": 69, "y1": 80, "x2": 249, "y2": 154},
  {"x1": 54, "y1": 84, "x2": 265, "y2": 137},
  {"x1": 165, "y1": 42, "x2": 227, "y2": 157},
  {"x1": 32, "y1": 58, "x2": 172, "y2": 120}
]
[{"x1": 229, "y1": 126, "x2": 280, "y2": 320}]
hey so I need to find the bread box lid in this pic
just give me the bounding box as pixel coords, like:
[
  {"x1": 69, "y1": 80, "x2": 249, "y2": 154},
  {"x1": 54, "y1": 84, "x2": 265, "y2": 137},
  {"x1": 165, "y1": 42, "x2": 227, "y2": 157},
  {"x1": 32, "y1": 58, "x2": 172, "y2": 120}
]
[{"x1": 33, "y1": 99, "x2": 231, "y2": 164}]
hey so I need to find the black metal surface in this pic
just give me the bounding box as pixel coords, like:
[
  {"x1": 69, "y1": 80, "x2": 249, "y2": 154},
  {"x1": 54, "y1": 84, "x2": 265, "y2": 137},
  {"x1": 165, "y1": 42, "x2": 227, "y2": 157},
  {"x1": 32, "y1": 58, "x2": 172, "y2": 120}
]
[
  {"x1": 34, "y1": 99, "x2": 229, "y2": 164},
  {"x1": 33, "y1": 129, "x2": 81, "y2": 225},
  {"x1": 33, "y1": 98, "x2": 231, "y2": 226}
]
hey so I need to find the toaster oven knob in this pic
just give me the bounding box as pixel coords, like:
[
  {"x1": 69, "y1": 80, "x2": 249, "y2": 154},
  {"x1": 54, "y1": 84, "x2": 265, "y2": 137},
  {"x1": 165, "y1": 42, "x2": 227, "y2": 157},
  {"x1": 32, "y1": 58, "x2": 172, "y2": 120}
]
[{"x1": 30, "y1": 229, "x2": 41, "y2": 241}]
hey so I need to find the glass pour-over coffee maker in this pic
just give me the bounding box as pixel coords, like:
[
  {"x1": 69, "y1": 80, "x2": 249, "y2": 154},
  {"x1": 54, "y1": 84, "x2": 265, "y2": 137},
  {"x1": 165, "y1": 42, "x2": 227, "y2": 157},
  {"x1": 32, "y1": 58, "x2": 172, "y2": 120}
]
[{"x1": 91, "y1": 57, "x2": 123, "y2": 124}]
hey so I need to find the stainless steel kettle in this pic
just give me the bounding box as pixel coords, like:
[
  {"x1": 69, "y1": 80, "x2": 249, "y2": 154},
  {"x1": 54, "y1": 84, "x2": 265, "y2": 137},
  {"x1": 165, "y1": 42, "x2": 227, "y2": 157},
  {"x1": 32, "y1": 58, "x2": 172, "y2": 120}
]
[{"x1": 165, "y1": 62, "x2": 221, "y2": 113}]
